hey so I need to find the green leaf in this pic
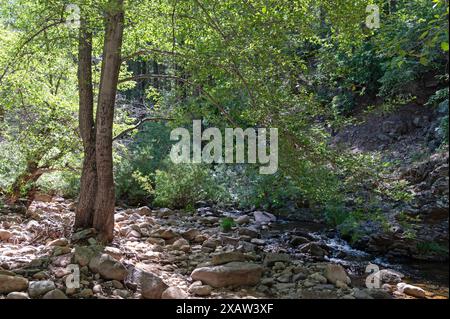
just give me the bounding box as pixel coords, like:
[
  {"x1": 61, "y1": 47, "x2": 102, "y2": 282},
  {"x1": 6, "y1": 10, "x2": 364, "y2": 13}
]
[
  {"x1": 262, "y1": 6, "x2": 267, "y2": 14},
  {"x1": 419, "y1": 57, "x2": 428, "y2": 66},
  {"x1": 441, "y1": 42, "x2": 449, "y2": 52}
]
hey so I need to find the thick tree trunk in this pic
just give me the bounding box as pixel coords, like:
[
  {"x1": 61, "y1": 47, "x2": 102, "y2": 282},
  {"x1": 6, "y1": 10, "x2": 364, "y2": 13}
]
[
  {"x1": 75, "y1": 15, "x2": 97, "y2": 229},
  {"x1": 93, "y1": 0, "x2": 125, "y2": 243}
]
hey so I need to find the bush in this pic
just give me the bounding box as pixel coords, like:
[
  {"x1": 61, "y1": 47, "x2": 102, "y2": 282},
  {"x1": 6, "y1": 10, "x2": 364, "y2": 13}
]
[
  {"x1": 220, "y1": 217, "x2": 235, "y2": 232},
  {"x1": 153, "y1": 162, "x2": 228, "y2": 209},
  {"x1": 114, "y1": 122, "x2": 172, "y2": 205}
]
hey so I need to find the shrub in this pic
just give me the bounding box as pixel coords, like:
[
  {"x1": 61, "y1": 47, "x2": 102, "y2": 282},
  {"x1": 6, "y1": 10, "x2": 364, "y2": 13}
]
[
  {"x1": 153, "y1": 162, "x2": 228, "y2": 209},
  {"x1": 220, "y1": 217, "x2": 235, "y2": 232}
]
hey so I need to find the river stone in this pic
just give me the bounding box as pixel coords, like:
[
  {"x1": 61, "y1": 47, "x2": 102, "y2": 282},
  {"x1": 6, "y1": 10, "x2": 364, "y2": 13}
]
[
  {"x1": 0, "y1": 229, "x2": 12, "y2": 241},
  {"x1": 28, "y1": 280, "x2": 56, "y2": 298},
  {"x1": 42, "y1": 288, "x2": 68, "y2": 299},
  {"x1": 324, "y1": 264, "x2": 351, "y2": 285},
  {"x1": 237, "y1": 227, "x2": 259, "y2": 238},
  {"x1": 191, "y1": 262, "x2": 263, "y2": 288},
  {"x1": 235, "y1": 215, "x2": 250, "y2": 225},
  {"x1": 47, "y1": 238, "x2": 69, "y2": 247},
  {"x1": 253, "y1": 211, "x2": 276, "y2": 224},
  {"x1": 378, "y1": 269, "x2": 404, "y2": 284},
  {"x1": 263, "y1": 253, "x2": 291, "y2": 267},
  {"x1": 126, "y1": 265, "x2": 168, "y2": 299},
  {"x1": 6, "y1": 292, "x2": 30, "y2": 299},
  {"x1": 161, "y1": 287, "x2": 188, "y2": 299},
  {"x1": 211, "y1": 252, "x2": 251, "y2": 265},
  {"x1": 0, "y1": 275, "x2": 29, "y2": 294},
  {"x1": 188, "y1": 282, "x2": 212, "y2": 296},
  {"x1": 73, "y1": 246, "x2": 95, "y2": 267},
  {"x1": 150, "y1": 228, "x2": 177, "y2": 240},
  {"x1": 89, "y1": 253, "x2": 127, "y2": 281},
  {"x1": 299, "y1": 242, "x2": 328, "y2": 257},
  {"x1": 290, "y1": 236, "x2": 310, "y2": 246},
  {"x1": 182, "y1": 229, "x2": 201, "y2": 241},
  {"x1": 396, "y1": 283, "x2": 426, "y2": 298}
]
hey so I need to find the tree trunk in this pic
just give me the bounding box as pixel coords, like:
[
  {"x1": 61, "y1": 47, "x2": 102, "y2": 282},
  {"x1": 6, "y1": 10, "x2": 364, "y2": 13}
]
[
  {"x1": 93, "y1": 0, "x2": 125, "y2": 243},
  {"x1": 75, "y1": 15, "x2": 97, "y2": 230}
]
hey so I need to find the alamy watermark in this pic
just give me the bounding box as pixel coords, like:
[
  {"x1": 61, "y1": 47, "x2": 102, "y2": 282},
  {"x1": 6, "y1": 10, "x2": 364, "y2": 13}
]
[{"x1": 169, "y1": 120, "x2": 279, "y2": 175}]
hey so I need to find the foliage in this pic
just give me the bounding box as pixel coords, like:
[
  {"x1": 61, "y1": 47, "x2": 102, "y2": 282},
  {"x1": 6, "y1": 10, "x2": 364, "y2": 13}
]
[
  {"x1": 220, "y1": 217, "x2": 235, "y2": 232},
  {"x1": 153, "y1": 162, "x2": 228, "y2": 209}
]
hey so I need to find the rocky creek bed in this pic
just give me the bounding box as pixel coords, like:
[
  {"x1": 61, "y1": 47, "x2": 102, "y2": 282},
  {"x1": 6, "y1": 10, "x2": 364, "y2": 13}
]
[{"x1": 0, "y1": 198, "x2": 448, "y2": 299}]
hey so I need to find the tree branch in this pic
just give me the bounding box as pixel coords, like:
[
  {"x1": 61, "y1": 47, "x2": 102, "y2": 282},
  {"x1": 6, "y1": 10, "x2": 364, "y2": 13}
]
[
  {"x1": 113, "y1": 117, "x2": 175, "y2": 141},
  {"x1": 118, "y1": 74, "x2": 237, "y2": 125}
]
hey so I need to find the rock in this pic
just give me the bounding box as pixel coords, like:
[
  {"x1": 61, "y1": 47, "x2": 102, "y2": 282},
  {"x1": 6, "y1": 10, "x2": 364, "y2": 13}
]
[
  {"x1": 366, "y1": 289, "x2": 393, "y2": 299},
  {"x1": 277, "y1": 273, "x2": 292, "y2": 283},
  {"x1": 53, "y1": 246, "x2": 71, "y2": 256},
  {"x1": 6, "y1": 292, "x2": 30, "y2": 299},
  {"x1": 173, "y1": 238, "x2": 190, "y2": 249},
  {"x1": 309, "y1": 273, "x2": 327, "y2": 284},
  {"x1": 33, "y1": 193, "x2": 53, "y2": 202},
  {"x1": 136, "y1": 206, "x2": 152, "y2": 216},
  {"x1": 253, "y1": 211, "x2": 276, "y2": 224},
  {"x1": 0, "y1": 275, "x2": 29, "y2": 294},
  {"x1": 188, "y1": 282, "x2": 212, "y2": 296},
  {"x1": 150, "y1": 228, "x2": 177, "y2": 240},
  {"x1": 113, "y1": 289, "x2": 130, "y2": 298},
  {"x1": 235, "y1": 215, "x2": 250, "y2": 225},
  {"x1": 211, "y1": 252, "x2": 251, "y2": 265},
  {"x1": 396, "y1": 283, "x2": 426, "y2": 298},
  {"x1": 263, "y1": 253, "x2": 291, "y2": 267},
  {"x1": 104, "y1": 246, "x2": 123, "y2": 261},
  {"x1": 191, "y1": 262, "x2": 263, "y2": 288},
  {"x1": 335, "y1": 280, "x2": 348, "y2": 289},
  {"x1": 28, "y1": 280, "x2": 56, "y2": 298},
  {"x1": 79, "y1": 288, "x2": 94, "y2": 298},
  {"x1": 299, "y1": 242, "x2": 328, "y2": 257},
  {"x1": 89, "y1": 254, "x2": 127, "y2": 281},
  {"x1": 377, "y1": 269, "x2": 404, "y2": 284},
  {"x1": 0, "y1": 229, "x2": 12, "y2": 242},
  {"x1": 289, "y1": 236, "x2": 310, "y2": 246},
  {"x1": 324, "y1": 264, "x2": 351, "y2": 285},
  {"x1": 250, "y1": 238, "x2": 266, "y2": 246},
  {"x1": 202, "y1": 239, "x2": 219, "y2": 249},
  {"x1": 73, "y1": 246, "x2": 95, "y2": 267},
  {"x1": 71, "y1": 228, "x2": 96, "y2": 242},
  {"x1": 182, "y1": 229, "x2": 201, "y2": 241},
  {"x1": 47, "y1": 238, "x2": 69, "y2": 247},
  {"x1": 238, "y1": 227, "x2": 259, "y2": 238},
  {"x1": 353, "y1": 288, "x2": 374, "y2": 299},
  {"x1": 112, "y1": 280, "x2": 124, "y2": 289},
  {"x1": 147, "y1": 237, "x2": 165, "y2": 245},
  {"x1": 126, "y1": 265, "x2": 168, "y2": 299},
  {"x1": 162, "y1": 287, "x2": 188, "y2": 299},
  {"x1": 42, "y1": 289, "x2": 68, "y2": 299}
]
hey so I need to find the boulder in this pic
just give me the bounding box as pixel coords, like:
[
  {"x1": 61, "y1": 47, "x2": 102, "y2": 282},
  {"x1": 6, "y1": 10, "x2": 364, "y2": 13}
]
[
  {"x1": 89, "y1": 254, "x2": 127, "y2": 281},
  {"x1": 161, "y1": 287, "x2": 188, "y2": 299},
  {"x1": 126, "y1": 265, "x2": 168, "y2": 299},
  {"x1": 324, "y1": 264, "x2": 351, "y2": 285},
  {"x1": 191, "y1": 262, "x2": 263, "y2": 288},
  {"x1": 42, "y1": 289, "x2": 68, "y2": 299},
  {"x1": 299, "y1": 242, "x2": 328, "y2": 257},
  {"x1": 0, "y1": 229, "x2": 12, "y2": 242},
  {"x1": 396, "y1": 283, "x2": 426, "y2": 298},
  {"x1": 263, "y1": 253, "x2": 291, "y2": 267},
  {"x1": 28, "y1": 280, "x2": 56, "y2": 298},
  {"x1": 235, "y1": 215, "x2": 250, "y2": 225},
  {"x1": 6, "y1": 292, "x2": 30, "y2": 299},
  {"x1": 188, "y1": 282, "x2": 212, "y2": 296},
  {"x1": 253, "y1": 211, "x2": 276, "y2": 224},
  {"x1": 0, "y1": 275, "x2": 29, "y2": 294}
]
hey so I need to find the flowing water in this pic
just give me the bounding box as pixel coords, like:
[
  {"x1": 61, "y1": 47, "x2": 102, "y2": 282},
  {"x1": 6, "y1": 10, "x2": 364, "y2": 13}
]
[{"x1": 263, "y1": 218, "x2": 449, "y2": 298}]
